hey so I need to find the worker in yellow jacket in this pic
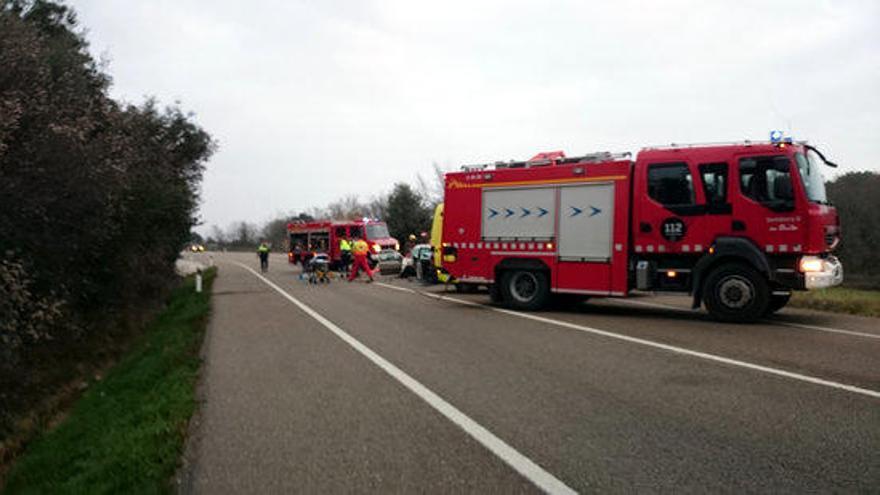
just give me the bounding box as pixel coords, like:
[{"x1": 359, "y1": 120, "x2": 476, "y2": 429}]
[
  {"x1": 257, "y1": 242, "x2": 270, "y2": 272},
  {"x1": 348, "y1": 237, "x2": 373, "y2": 282},
  {"x1": 339, "y1": 237, "x2": 352, "y2": 273}
]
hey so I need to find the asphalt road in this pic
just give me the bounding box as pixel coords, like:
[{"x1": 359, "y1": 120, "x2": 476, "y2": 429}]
[{"x1": 179, "y1": 252, "x2": 880, "y2": 493}]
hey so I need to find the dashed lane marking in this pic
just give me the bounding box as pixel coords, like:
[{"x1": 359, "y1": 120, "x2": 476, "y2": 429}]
[
  {"x1": 373, "y1": 282, "x2": 880, "y2": 401},
  {"x1": 236, "y1": 264, "x2": 577, "y2": 495}
]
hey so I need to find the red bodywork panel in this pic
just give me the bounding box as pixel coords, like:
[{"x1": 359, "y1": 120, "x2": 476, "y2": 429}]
[{"x1": 443, "y1": 160, "x2": 632, "y2": 295}]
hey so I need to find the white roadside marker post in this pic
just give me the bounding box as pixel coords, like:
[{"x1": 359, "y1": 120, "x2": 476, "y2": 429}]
[{"x1": 195, "y1": 268, "x2": 203, "y2": 293}]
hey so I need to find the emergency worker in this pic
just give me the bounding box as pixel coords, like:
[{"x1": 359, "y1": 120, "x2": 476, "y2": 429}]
[
  {"x1": 348, "y1": 237, "x2": 374, "y2": 283},
  {"x1": 257, "y1": 241, "x2": 270, "y2": 272},
  {"x1": 293, "y1": 243, "x2": 303, "y2": 264},
  {"x1": 339, "y1": 237, "x2": 352, "y2": 273},
  {"x1": 405, "y1": 234, "x2": 417, "y2": 255}
]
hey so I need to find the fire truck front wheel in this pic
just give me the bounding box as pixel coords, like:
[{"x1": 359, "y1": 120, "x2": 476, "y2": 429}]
[
  {"x1": 703, "y1": 263, "x2": 769, "y2": 323},
  {"x1": 500, "y1": 270, "x2": 550, "y2": 310}
]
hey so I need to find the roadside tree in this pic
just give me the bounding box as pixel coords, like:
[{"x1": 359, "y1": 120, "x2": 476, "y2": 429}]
[{"x1": 385, "y1": 183, "x2": 432, "y2": 242}]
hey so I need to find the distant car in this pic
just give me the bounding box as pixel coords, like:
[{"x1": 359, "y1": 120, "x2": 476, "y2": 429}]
[
  {"x1": 376, "y1": 250, "x2": 403, "y2": 275},
  {"x1": 189, "y1": 244, "x2": 205, "y2": 252}
]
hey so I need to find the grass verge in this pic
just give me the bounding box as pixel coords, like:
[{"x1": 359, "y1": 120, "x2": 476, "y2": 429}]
[
  {"x1": 789, "y1": 286, "x2": 880, "y2": 317},
  {"x1": 2, "y1": 268, "x2": 216, "y2": 494}
]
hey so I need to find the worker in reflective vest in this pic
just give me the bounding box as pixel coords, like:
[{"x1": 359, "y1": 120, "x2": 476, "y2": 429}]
[
  {"x1": 348, "y1": 237, "x2": 373, "y2": 282},
  {"x1": 339, "y1": 237, "x2": 352, "y2": 273},
  {"x1": 257, "y1": 242, "x2": 270, "y2": 272}
]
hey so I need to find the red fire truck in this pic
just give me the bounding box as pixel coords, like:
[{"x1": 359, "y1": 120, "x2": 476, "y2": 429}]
[
  {"x1": 287, "y1": 219, "x2": 399, "y2": 268},
  {"x1": 440, "y1": 140, "x2": 843, "y2": 322}
]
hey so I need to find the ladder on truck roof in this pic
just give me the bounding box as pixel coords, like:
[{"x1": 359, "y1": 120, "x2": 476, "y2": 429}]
[{"x1": 461, "y1": 150, "x2": 631, "y2": 171}]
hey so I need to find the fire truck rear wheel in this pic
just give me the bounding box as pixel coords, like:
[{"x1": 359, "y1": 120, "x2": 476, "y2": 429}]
[
  {"x1": 500, "y1": 270, "x2": 550, "y2": 310},
  {"x1": 703, "y1": 263, "x2": 769, "y2": 323}
]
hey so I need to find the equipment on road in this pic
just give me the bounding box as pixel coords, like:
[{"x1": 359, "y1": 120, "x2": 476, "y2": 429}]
[
  {"x1": 307, "y1": 253, "x2": 332, "y2": 284},
  {"x1": 438, "y1": 139, "x2": 843, "y2": 322}
]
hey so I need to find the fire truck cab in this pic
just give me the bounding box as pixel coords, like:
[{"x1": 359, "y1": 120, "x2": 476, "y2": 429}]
[
  {"x1": 287, "y1": 219, "x2": 399, "y2": 268},
  {"x1": 440, "y1": 141, "x2": 843, "y2": 322}
]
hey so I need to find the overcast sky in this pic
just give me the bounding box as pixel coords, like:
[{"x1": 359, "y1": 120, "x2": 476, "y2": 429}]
[{"x1": 70, "y1": 0, "x2": 880, "y2": 233}]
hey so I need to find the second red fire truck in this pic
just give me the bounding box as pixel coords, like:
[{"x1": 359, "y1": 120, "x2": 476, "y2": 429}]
[
  {"x1": 287, "y1": 219, "x2": 399, "y2": 268},
  {"x1": 440, "y1": 139, "x2": 843, "y2": 322}
]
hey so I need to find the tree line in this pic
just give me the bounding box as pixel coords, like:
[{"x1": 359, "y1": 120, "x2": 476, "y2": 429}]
[
  {"x1": 0, "y1": 0, "x2": 214, "y2": 439},
  {"x1": 826, "y1": 171, "x2": 880, "y2": 288},
  {"x1": 207, "y1": 168, "x2": 444, "y2": 250}
]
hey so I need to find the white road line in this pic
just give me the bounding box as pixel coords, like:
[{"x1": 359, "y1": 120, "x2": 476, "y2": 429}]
[
  {"x1": 234, "y1": 263, "x2": 576, "y2": 495},
  {"x1": 610, "y1": 298, "x2": 880, "y2": 341},
  {"x1": 372, "y1": 282, "x2": 880, "y2": 401},
  {"x1": 375, "y1": 282, "x2": 419, "y2": 294},
  {"x1": 770, "y1": 321, "x2": 880, "y2": 340},
  {"x1": 374, "y1": 282, "x2": 486, "y2": 307},
  {"x1": 609, "y1": 298, "x2": 693, "y2": 312}
]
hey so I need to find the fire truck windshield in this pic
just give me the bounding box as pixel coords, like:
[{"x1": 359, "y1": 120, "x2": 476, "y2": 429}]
[
  {"x1": 796, "y1": 151, "x2": 828, "y2": 204},
  {"x1": 366, "y1": 223, "x2": 390, "y2": 239}
]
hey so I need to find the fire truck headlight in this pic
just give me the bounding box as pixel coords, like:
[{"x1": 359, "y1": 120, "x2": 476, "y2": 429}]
[
  {"x1": 372, "y1": 244, "x2": 381, "y2": 253},
  {"x1": 799, "y1": 256, "x2": 824, "y2": 273},
  {"x1": 394, "y1": 242, "x2": 400, "y2": 251}
]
